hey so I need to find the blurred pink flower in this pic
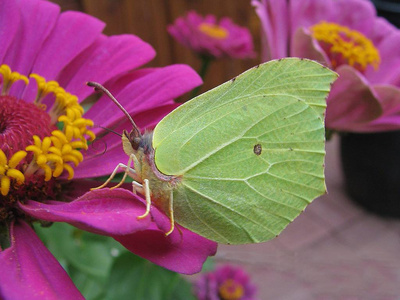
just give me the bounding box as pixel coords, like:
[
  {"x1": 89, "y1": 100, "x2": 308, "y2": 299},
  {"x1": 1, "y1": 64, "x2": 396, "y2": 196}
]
[
  {"x1": 194, "y1": 264, "x2": 257, "y2": 300},
  {"x1": 0, "y1": 0, "x2": 216, "y2": 299},
  {"x1": 253, "y1": 0, "x2": 400, "y2": 133},
  {"x1": 168, "y1": 10, "x2": 255, "y2": 59}
]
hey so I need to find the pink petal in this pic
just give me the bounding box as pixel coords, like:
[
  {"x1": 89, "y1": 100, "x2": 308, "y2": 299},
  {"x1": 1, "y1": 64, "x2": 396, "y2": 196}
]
[
  {"x1": 0, "y1": 221, "x2": 83, "y2": 300},
  {"x1": 290, "y1": 0, "x2": 336, "y2": 30},
  {"x1": 352, "y1": 85, "x2": 400, "y2": 132},
  {"x1": 369, "y1": 17, "x2": 397, "y2": 46},
  {"x1": 367, "y1": 31, "x2": 400, "y2": 85},
  {"x1": 333, "y1": 0, "x2": 376, "y2": 35},
  {"x1": 291, "y1": 27, "x2": 331, "y2": 66},
  {"x1": 252, "y1": 0, "x2": 289, "y2": 60},
  {"x1": 19, "y1": 189, "x2": 151, "y2": 235},
  {"x1": 326, "y1": 65, "x2": 382, "y2": 131},
  {"x1": 114, "y1": 205, "x2": 218, "y2": 275}
]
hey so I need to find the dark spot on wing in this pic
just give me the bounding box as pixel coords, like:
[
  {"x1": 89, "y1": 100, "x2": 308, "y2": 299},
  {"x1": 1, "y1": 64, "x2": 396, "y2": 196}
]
[{"x1": 253, "y1": 144, "x2": 262, "y2": 156}]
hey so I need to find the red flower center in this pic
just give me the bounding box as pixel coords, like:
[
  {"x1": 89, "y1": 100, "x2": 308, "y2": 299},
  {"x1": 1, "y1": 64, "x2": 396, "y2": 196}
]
[{"x1": 0, "y1": 95, "x2": 54, "y2": 158}]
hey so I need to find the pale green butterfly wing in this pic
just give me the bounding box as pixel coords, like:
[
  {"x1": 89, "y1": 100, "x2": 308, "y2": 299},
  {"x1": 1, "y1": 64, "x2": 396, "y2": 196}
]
[{"x1": 152, "y1": 58, "x2": 337, "y2": 244}]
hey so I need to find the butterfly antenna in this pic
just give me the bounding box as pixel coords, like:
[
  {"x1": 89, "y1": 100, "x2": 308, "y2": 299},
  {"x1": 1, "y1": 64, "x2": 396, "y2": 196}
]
[
  {"x1": 95, "y1": 125, "x2": 122, "y2": 137},
  {"x1": 87, "y1": 81, "x2": 141, "y2": 136}
]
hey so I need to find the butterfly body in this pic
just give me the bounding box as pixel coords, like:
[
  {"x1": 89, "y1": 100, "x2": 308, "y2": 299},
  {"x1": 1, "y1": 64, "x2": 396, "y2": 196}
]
[{"x1": 121, "y1": 130, "x2": 179, "y2": 215}]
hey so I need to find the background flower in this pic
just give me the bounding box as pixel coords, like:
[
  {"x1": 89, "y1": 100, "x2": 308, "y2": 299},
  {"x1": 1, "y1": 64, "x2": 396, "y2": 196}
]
[
  {"x1": 194, "y1": 264, "x2": 257, "y2": 300},
  {"x1": 0, "y1": 0, "x2": 215, "y2": 298},
  {"x1": 168, "y1": 10, "x2": 255, "y2": 59},
  {"x1": 253, "y1": 0, "x2": 400, "y2": 133}
]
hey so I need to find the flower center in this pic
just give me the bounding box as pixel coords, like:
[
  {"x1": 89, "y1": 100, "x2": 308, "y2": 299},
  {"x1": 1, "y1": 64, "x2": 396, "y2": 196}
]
[
  {"x1": 0, "y1": 64, "x2": 95, "y2": 224},
  {"x1": 219, "y1": 279, "x2": 244, "y2": 300},
  {"x1": 310, "y1": 21, "x2": 380, "y2": 72},
  {"x1": 0, "y1": 95, "x2": 55, "y2": 158},
  {"x1": 198, "y1": 23, "x2": 229, "y2": 39}
]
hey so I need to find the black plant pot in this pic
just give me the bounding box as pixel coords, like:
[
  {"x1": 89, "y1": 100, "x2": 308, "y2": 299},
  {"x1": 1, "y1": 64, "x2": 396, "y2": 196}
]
[
  {"x1": 340, "y1": 131, "x2": 400, "y2": 218},
  {"x1": 340, "y1": 2, "x2": 400, "y2": 217},
  {"x1": 370, "y1": 0, "x2": 400, "y2": 28}
]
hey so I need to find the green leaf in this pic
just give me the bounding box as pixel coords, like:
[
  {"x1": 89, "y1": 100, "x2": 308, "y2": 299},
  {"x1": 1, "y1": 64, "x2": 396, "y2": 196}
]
[{"x1": 104, "y1": 252, "x2": 195, "y2": 300}]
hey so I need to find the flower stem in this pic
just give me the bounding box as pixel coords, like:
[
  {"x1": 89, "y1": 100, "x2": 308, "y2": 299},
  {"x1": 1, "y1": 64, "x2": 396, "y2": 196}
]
[{"x1": 190, "y1": 55, "x2": 213, "y2": 99}]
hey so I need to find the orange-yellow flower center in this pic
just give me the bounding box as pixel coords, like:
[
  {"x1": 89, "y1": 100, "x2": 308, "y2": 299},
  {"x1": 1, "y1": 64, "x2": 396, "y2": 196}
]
[
  {"x1": 198, "y1": 23, "x2": 229, "y2": 39},
  {"x1": 219, "y1": 279, "x2": 244, "y2": 300},
  {"x1": 310, "y1": 21, "x2": 380, "y2": 72}
]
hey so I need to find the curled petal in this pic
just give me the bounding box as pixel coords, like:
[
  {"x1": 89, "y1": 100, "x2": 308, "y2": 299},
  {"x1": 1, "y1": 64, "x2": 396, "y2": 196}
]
[{"x1": 325, "y1": 65, "x2": 382, "y2": 131}]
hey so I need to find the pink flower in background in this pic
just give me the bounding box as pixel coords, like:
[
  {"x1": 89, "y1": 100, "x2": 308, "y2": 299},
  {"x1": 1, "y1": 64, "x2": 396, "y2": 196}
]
[
  {"x1": 0, "y1": 0, "x2": 216, "y2": 299},
  {"x1": 168, "y1": 10, "x2": 255, "y2": 59},
  {"x1": 194, "y1": 264, "x2": 257, "y2": 300},
  {"x1": 253, "y1": 0, "x2": 400, "y2": 133}
]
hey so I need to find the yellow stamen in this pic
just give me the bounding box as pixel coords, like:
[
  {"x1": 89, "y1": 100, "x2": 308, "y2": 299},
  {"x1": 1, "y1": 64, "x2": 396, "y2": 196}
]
[
  {"x1": 0, "y1": 64, "x2": 29, "y2": 95},
  {"x1": 219, "y1": 279, "x2": 244, "y2": 300},
  {"x1": 30, "y1": 73, "x2": 60, "y2": 104},
  {"x1": 310, "y1": 21, "x2": 380, "y2": 71},
  {"x1": 0, "y1": 150, "x2": 27, "y2": 196},
  {"x1": 198, "y1": 23, "x2": 229, "y2": 39},
  {"x1": 26, "y1": 136, "x2": 64, "y2": 181},
  {"x1": 58, "y1": 115, "x2": 94, "y2": 142},
  {"x1": 1, "y1": 64, "x2": 96, "y2": 184}
]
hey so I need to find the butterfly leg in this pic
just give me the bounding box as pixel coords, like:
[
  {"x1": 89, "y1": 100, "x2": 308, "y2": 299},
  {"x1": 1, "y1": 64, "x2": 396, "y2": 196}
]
[
  {"x1": 165, "y1": 190, "x2": 175, "y2": 236},
  {"x1": 110, "y1": 154, "x2": 141, "y2": 189},
  {"x1": 91, "y1": 154, "x2": 139, "y2": 190},
  {"x1": 137, "y1": 179, "x2": 151, "y2": 220}
]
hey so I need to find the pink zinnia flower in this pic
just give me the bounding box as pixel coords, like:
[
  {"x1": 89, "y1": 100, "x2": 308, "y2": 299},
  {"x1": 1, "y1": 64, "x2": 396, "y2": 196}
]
[
  {"x1": 194, "y1": 264, "x2": 257, "y2": 300},
  {"x1": 168, "y1": 10, "x2": 255, "y2": 59},
  {"x1": 253, "y1": 0, "x2": 400, "y2": 132},
  {"x1": 0, "y1": 0, "x2": 216, "y2": 299}
]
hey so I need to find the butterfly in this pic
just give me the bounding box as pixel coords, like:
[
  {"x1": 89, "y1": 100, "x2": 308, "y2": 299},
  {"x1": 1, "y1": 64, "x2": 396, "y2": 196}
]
[{"x1": 88, "y1": 58, "x2": 337, "y2": 244}]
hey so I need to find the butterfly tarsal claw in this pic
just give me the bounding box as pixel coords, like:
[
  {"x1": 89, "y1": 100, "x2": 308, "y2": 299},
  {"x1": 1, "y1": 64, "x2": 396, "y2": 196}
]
[
  {"x1": 164, "y1": 190, "x2": 175, "y2": 236},
  {"x1": 137, "y1": 179, "x2": 151, "y2": 220}
]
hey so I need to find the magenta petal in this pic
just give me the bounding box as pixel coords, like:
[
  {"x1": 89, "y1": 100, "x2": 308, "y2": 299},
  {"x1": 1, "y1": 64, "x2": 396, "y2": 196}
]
[
  {"x1": 73, "y1": 145, "x2": 127, "y2": 179},
  {"x1": 0, "y1": 1, "x2": 19, "y2": 62},
  {"x1": 61, "y1": 34, "x2": 156, "y2": 100},
  {"x1": 326, "y1": 65, "x2": 382, "y2": 131},
  {"x1": 0, "y1": 221, "x2": 83, "y2": 300},
  {"x1": 114, "y1": 203, "x2": 217, "y2": 275},
  {"x1": 85, "y1": 64, "x2": 201, "y2": 124},
  {"x1": 114, "y1": 226, "x2": 217, "y2": 275},
  {"x1": 19, "y1": 189, "x2": 151, "y2": 235},
  {"x1": 30, "y1": 11, "x2": 104, "y2": 80},
  {"x1": 4, "y1": 0, "x2": 59, "y2": 75}
]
